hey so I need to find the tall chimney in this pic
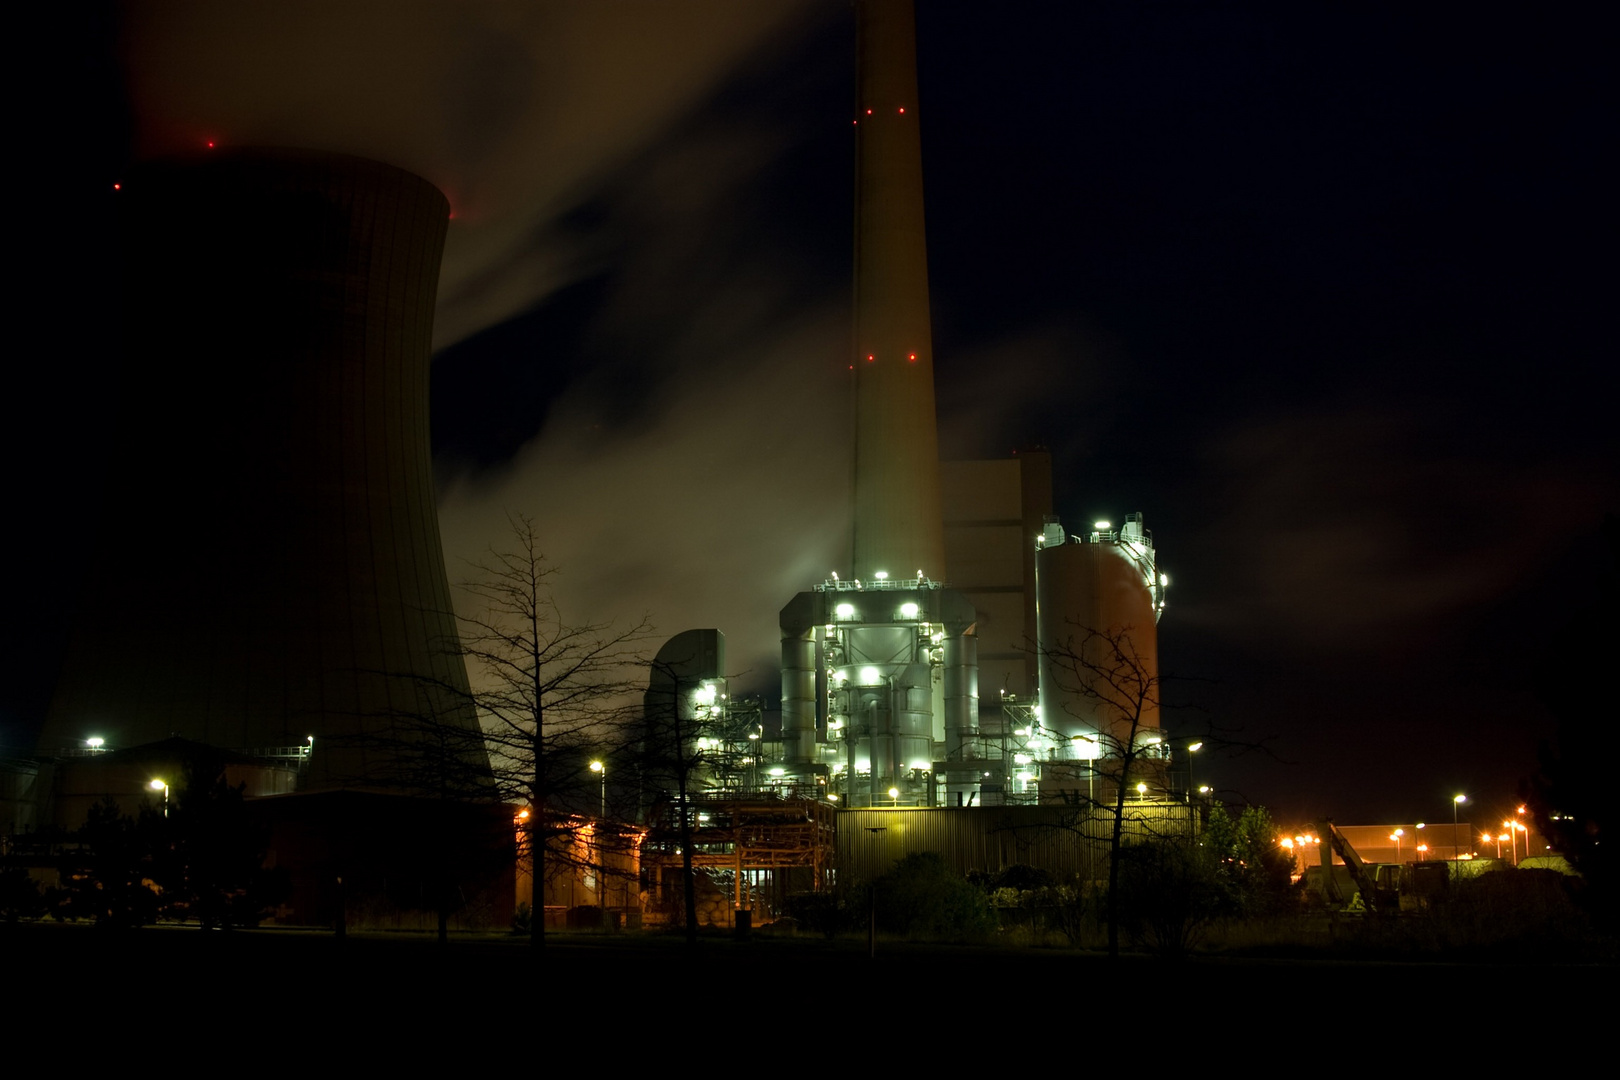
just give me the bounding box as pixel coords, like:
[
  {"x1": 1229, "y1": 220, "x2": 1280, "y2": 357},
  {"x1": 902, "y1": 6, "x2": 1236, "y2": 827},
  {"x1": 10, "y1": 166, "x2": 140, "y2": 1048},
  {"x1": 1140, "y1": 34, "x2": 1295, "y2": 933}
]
[{"x1": 850, "y1": 0, "x2": 945, "y2": 583}]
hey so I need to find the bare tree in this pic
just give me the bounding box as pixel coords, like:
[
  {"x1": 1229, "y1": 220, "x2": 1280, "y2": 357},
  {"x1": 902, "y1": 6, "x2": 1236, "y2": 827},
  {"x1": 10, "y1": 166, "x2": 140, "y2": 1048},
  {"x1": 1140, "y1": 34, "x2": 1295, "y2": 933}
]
[
  {"x1": 1037, "y1": 624, "x2": 1183, "y2": 958},
  {"x1": 457, "y1": 512, "x2": 653, "y2": 947}
]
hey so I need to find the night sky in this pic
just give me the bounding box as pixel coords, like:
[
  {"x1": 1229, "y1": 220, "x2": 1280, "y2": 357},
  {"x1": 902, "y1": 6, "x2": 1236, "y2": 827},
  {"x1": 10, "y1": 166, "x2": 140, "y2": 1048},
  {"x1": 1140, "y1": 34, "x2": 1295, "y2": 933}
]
[{"x1": 10, "y1": 2, "x2": 1612, "y2": 829}]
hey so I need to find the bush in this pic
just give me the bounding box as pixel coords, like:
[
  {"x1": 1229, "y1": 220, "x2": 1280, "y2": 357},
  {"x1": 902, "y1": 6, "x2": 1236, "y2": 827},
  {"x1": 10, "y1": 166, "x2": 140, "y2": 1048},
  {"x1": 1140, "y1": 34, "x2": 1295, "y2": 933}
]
[
  {"x1": 783, "y1": 891, "x2": 850, "y2": 938},
  {"x1": 872, "y1": 853, "x2": 996, "y2": 943},
  {"x1": 1113, "y1": 840, "x2": 1225, "y2": 958}
]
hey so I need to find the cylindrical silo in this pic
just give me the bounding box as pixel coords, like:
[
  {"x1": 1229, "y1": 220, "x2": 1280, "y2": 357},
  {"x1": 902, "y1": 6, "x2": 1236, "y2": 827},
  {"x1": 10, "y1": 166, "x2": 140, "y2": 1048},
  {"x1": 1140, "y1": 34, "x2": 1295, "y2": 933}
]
[{"x1": 1035, "y1": 515, "x2": 1165, "y2": 755}]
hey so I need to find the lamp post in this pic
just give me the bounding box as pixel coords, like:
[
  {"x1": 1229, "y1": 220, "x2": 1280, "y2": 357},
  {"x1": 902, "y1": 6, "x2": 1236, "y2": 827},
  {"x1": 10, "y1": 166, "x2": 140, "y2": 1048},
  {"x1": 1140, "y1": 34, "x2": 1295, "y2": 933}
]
[
  {"x1": 748, "y1": 725, "x2": 761, "y2": 792},
  {"x1": 863, "y1": 826, "x2": 887, "y2": 959},
  {"x1": 1184, "y1": 741, "x2": 1204, "y2": 837},
  {"x1": 1390, "y1": 828, "x2": 1404, "y2": 862},
  {"x1": 590, "y1": 760, "x2": 605, "y2": 819},
  {"x1": 588, "y1": 760, "x2": 607, "y2": 915},
  {"x1": 1452, "y1": 794, "x2": 1467, "y2": 862},
  {"x1": 147, "y1": 778, "x2": 169, "y2": 818}
]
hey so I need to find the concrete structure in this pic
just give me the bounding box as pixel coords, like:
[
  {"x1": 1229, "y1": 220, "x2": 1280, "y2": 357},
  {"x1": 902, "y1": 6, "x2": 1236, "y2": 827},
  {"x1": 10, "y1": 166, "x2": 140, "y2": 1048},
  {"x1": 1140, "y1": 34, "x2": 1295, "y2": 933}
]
[
  {"x1": 773, "y1": 4, "x2": 1171, "y2": 824},
  {"x1": 773, "y1": 1, "x2": 992, "y2": 810},
  {"x1": 851, "y1": 0, "x2": 946, "y2": 584},
  {"x1": 38, "y1": 148, "x2": 483, "y2": 792},
  {"x1": 941, "y1": 449, "x2": 1052, "y2": 706}
]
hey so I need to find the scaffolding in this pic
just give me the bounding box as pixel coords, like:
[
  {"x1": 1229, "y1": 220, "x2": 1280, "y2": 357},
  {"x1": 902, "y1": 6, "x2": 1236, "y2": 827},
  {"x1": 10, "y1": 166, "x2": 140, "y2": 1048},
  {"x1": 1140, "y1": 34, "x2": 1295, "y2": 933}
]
[{"x1": 641, "y1": 793, "x2": 836, "y2": 923}]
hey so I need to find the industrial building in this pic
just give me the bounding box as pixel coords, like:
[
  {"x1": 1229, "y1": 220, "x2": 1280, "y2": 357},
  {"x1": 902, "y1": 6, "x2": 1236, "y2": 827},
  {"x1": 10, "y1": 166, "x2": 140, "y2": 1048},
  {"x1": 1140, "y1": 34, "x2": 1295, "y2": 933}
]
[
  {"x1": 11, "y1": 1, "x2": 1184, "y2": 933},
  {"x1": 634, "y1": 0, "x2": 1182, "y2": 920},
  {"x1": 783, "y1": 0, "x2": 1170, "y2": 812}
]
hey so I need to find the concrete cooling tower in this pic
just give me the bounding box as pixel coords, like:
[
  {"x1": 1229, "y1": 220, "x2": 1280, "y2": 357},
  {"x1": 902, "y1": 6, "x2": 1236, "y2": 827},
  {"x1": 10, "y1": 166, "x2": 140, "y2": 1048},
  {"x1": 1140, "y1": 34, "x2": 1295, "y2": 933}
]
[{"x1": 40, "y1": 147, "x2": 484, "y2": 791}]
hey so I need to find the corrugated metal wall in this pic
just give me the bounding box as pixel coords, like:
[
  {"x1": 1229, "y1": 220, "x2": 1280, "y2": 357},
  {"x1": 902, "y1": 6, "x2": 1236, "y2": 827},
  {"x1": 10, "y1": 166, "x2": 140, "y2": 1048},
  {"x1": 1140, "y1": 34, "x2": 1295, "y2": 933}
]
[{"x1": 837, "y1": 805, "x2": 1191, "y2": 884}]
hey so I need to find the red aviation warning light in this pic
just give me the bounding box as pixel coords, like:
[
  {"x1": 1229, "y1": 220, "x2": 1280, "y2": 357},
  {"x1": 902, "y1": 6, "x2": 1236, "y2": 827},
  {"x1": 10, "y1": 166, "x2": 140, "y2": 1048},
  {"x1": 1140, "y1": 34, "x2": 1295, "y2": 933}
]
[{"x1": 908, "y1": 353, "x2": 916, "y2": 362}]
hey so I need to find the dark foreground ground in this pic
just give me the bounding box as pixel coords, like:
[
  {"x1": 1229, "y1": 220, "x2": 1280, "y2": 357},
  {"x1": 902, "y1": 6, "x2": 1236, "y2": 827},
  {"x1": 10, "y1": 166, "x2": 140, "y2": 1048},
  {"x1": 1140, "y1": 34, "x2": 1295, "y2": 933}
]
[{"x1": 7, "y1": 921, "x2": 1612, "y2": 1050}]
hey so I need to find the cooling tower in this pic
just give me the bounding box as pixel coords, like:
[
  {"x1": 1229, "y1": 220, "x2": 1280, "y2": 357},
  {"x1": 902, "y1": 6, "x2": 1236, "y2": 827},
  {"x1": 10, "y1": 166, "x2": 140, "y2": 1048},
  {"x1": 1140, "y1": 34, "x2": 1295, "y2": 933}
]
[
  {"x1": 40, "y1": 148, "x2": 483, "y2": 789},
  {"x1": 850, "y1": 0, "x2": 946, "y2": 583}
]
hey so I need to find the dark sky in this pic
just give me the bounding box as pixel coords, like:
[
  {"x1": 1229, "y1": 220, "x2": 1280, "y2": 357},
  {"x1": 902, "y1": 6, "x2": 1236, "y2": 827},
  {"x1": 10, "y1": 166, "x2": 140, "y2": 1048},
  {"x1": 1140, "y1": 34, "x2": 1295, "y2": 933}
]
[{"x1": 10, "y1": 2, "x2": 1613, "y2": 830}]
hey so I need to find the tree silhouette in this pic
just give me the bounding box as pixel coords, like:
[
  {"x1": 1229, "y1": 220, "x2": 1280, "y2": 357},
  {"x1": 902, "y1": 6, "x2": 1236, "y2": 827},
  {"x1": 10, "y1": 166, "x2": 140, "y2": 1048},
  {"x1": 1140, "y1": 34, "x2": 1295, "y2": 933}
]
[
  {"x1": 457, "y1": 512, "x2": 652, "y2": 946},
  {"x1": 1036, "y1": 624, "x2": 1183, "y2": 957},
  {"x1": 150, "y1": 760, "x2": 289, "y2": 928}
]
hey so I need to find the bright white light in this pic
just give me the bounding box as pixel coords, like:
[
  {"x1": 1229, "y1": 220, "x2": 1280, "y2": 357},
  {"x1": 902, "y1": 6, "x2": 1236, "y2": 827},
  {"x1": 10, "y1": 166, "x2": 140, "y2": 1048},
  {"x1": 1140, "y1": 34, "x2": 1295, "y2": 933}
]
[
  {"x1": 900, "y1": 602, "x2": 919, "y2": 618},
  {"x1": 1013, "y1": 753, "x2": 1032, "y2": 765},
  {"x1": 874, "y1": 570, "x2": 889, "y2": 580},
  {"x1": 1160, "y1": 573, "x2": 1170, "y2": 586},
  {"x1": 835, "y1": 603, "x2": 855, "y2": 618},
  {"x1": 833, "y1": 670, "x2": 848, "y2": 683},
  {"x1": 86, "y1": 737, "x2": 104, "y2": 749},
  {"x1": 769, "y1": 768, "x2": 786, "y2": 777},
  {"x1": 693, "y1": 683, "x2": 717, "y2": 706},
  {"x1": 859, "y1": 666, "x2": 880, "y2": 684},
  {"x1": 148, "y1": 779, "x2": 166, "y2": 791},
  {"x1": 1094, "y1": 520, "x2": 1111, "y2": 530},
  {"x1": 908, "y1": 761, "x2": 930, "y2": 772}
]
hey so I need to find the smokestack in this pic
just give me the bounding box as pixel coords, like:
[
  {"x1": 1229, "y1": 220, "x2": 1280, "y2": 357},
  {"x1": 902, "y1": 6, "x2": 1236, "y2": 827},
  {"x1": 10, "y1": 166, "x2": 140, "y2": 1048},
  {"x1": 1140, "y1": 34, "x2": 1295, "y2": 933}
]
[{"x1": 851, "y1": 0, "x2": 945, "y2": 582}]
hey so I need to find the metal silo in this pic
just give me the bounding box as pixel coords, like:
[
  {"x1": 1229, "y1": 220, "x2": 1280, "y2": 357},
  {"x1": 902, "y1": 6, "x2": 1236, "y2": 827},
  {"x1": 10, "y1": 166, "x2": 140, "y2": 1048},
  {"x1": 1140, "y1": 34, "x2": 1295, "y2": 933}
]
[{"x1": 1035, "y1": 514, "x2": 1167, "y2": 800}]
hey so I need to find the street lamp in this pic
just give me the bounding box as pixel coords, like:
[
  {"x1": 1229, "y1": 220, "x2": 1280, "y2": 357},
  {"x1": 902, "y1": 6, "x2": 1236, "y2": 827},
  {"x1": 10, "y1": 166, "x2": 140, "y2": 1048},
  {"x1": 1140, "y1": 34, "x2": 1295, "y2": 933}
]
[
  {"x1": 148, "y1": 778, "x2": 169, "y2": 817},
  {"x1": 589, "y1": 760, "x2": 605, "y2": 819},
  {"x1": 1453, "y1": 794, "x2": 1467, "y2": 862},
  {"x1": 1390, "y1": 827, "x2": 1404, "y2": 862},
  {"x1": 1183, "y1": 741, "x2": 1204, "y2": 796}
]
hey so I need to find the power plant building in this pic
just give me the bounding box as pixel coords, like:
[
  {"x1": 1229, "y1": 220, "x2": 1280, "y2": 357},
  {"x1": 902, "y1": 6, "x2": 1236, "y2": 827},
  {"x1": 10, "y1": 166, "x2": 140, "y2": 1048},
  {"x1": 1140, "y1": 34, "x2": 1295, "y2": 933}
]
[{"x1": 15, "y1": 3, "x2": 1183, "y2": 930}]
